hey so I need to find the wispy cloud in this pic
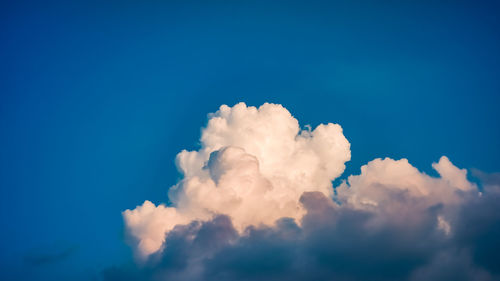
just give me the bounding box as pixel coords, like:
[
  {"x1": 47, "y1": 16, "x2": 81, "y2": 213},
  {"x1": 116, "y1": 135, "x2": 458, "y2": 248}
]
[{"x1": 24, "y1": 245, "x2": 79, "y2": 266}]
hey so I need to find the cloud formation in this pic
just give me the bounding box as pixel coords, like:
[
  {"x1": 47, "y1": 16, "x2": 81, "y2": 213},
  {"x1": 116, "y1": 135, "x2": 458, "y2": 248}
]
[
  {"x1": 123, "y1": 102, "x2": 350, "y2": 260},
  {"x1": 115, "y1": 103, "x2": 500, "y2": 280},
  {"x1": 24, "y1": 245, "x2": 79, "y2": 267}
]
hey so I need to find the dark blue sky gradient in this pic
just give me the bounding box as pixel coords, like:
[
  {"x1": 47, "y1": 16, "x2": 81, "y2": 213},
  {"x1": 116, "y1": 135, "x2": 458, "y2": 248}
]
[{"x1": 1, "y1": 0, "x2": 499, "y2": 280}]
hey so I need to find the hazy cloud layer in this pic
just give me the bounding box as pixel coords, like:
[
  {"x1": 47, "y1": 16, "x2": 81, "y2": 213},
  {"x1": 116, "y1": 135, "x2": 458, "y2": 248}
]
[
  {"x1": 115, "y1": 103, "x2": 500, "y2": 280},
  {"x1": 24, "y1": 245, "x2": 79, "y2": 266}
]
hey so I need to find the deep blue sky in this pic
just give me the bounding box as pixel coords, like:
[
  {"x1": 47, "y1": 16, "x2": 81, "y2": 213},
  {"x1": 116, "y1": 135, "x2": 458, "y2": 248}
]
[{"x1": 1, "y1": 0, "x2": 499, "y2": 280}]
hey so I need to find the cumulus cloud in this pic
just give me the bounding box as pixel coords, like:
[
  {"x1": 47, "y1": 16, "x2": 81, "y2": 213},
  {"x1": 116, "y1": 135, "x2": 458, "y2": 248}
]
[
  {"x1": 336, "y1": 156, "x2": 478, "y2": 236},
  {"x1": 114, "y1": 102, "x2": 500, "y2": 280},
  {"x1": 123, "y1": 102, "x2": 350, "y2": 260}
]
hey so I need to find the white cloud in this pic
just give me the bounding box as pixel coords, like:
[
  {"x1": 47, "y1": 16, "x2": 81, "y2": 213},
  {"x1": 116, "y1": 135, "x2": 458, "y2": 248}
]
[
  {"x1": 336, "y1": 156, "x2": 476, "y2": 209},
  {"x1": 123, "y1": 102, "x2": 351, "y2": 260},
  {"x1": 335, "y1": 156, "x2": 477, "y2": 234},
  {"x1": 113, "y1": 103, "x2": 500, "y2": 281},
  {"x1": 123, "y1": 102, "x2": 482, "y2": 263}
]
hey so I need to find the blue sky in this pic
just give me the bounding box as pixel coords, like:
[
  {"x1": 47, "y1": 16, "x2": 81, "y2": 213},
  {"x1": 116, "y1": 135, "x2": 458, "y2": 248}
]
[{"x1": 1, "y1": 1, "x2": 500, "y2": 280}]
